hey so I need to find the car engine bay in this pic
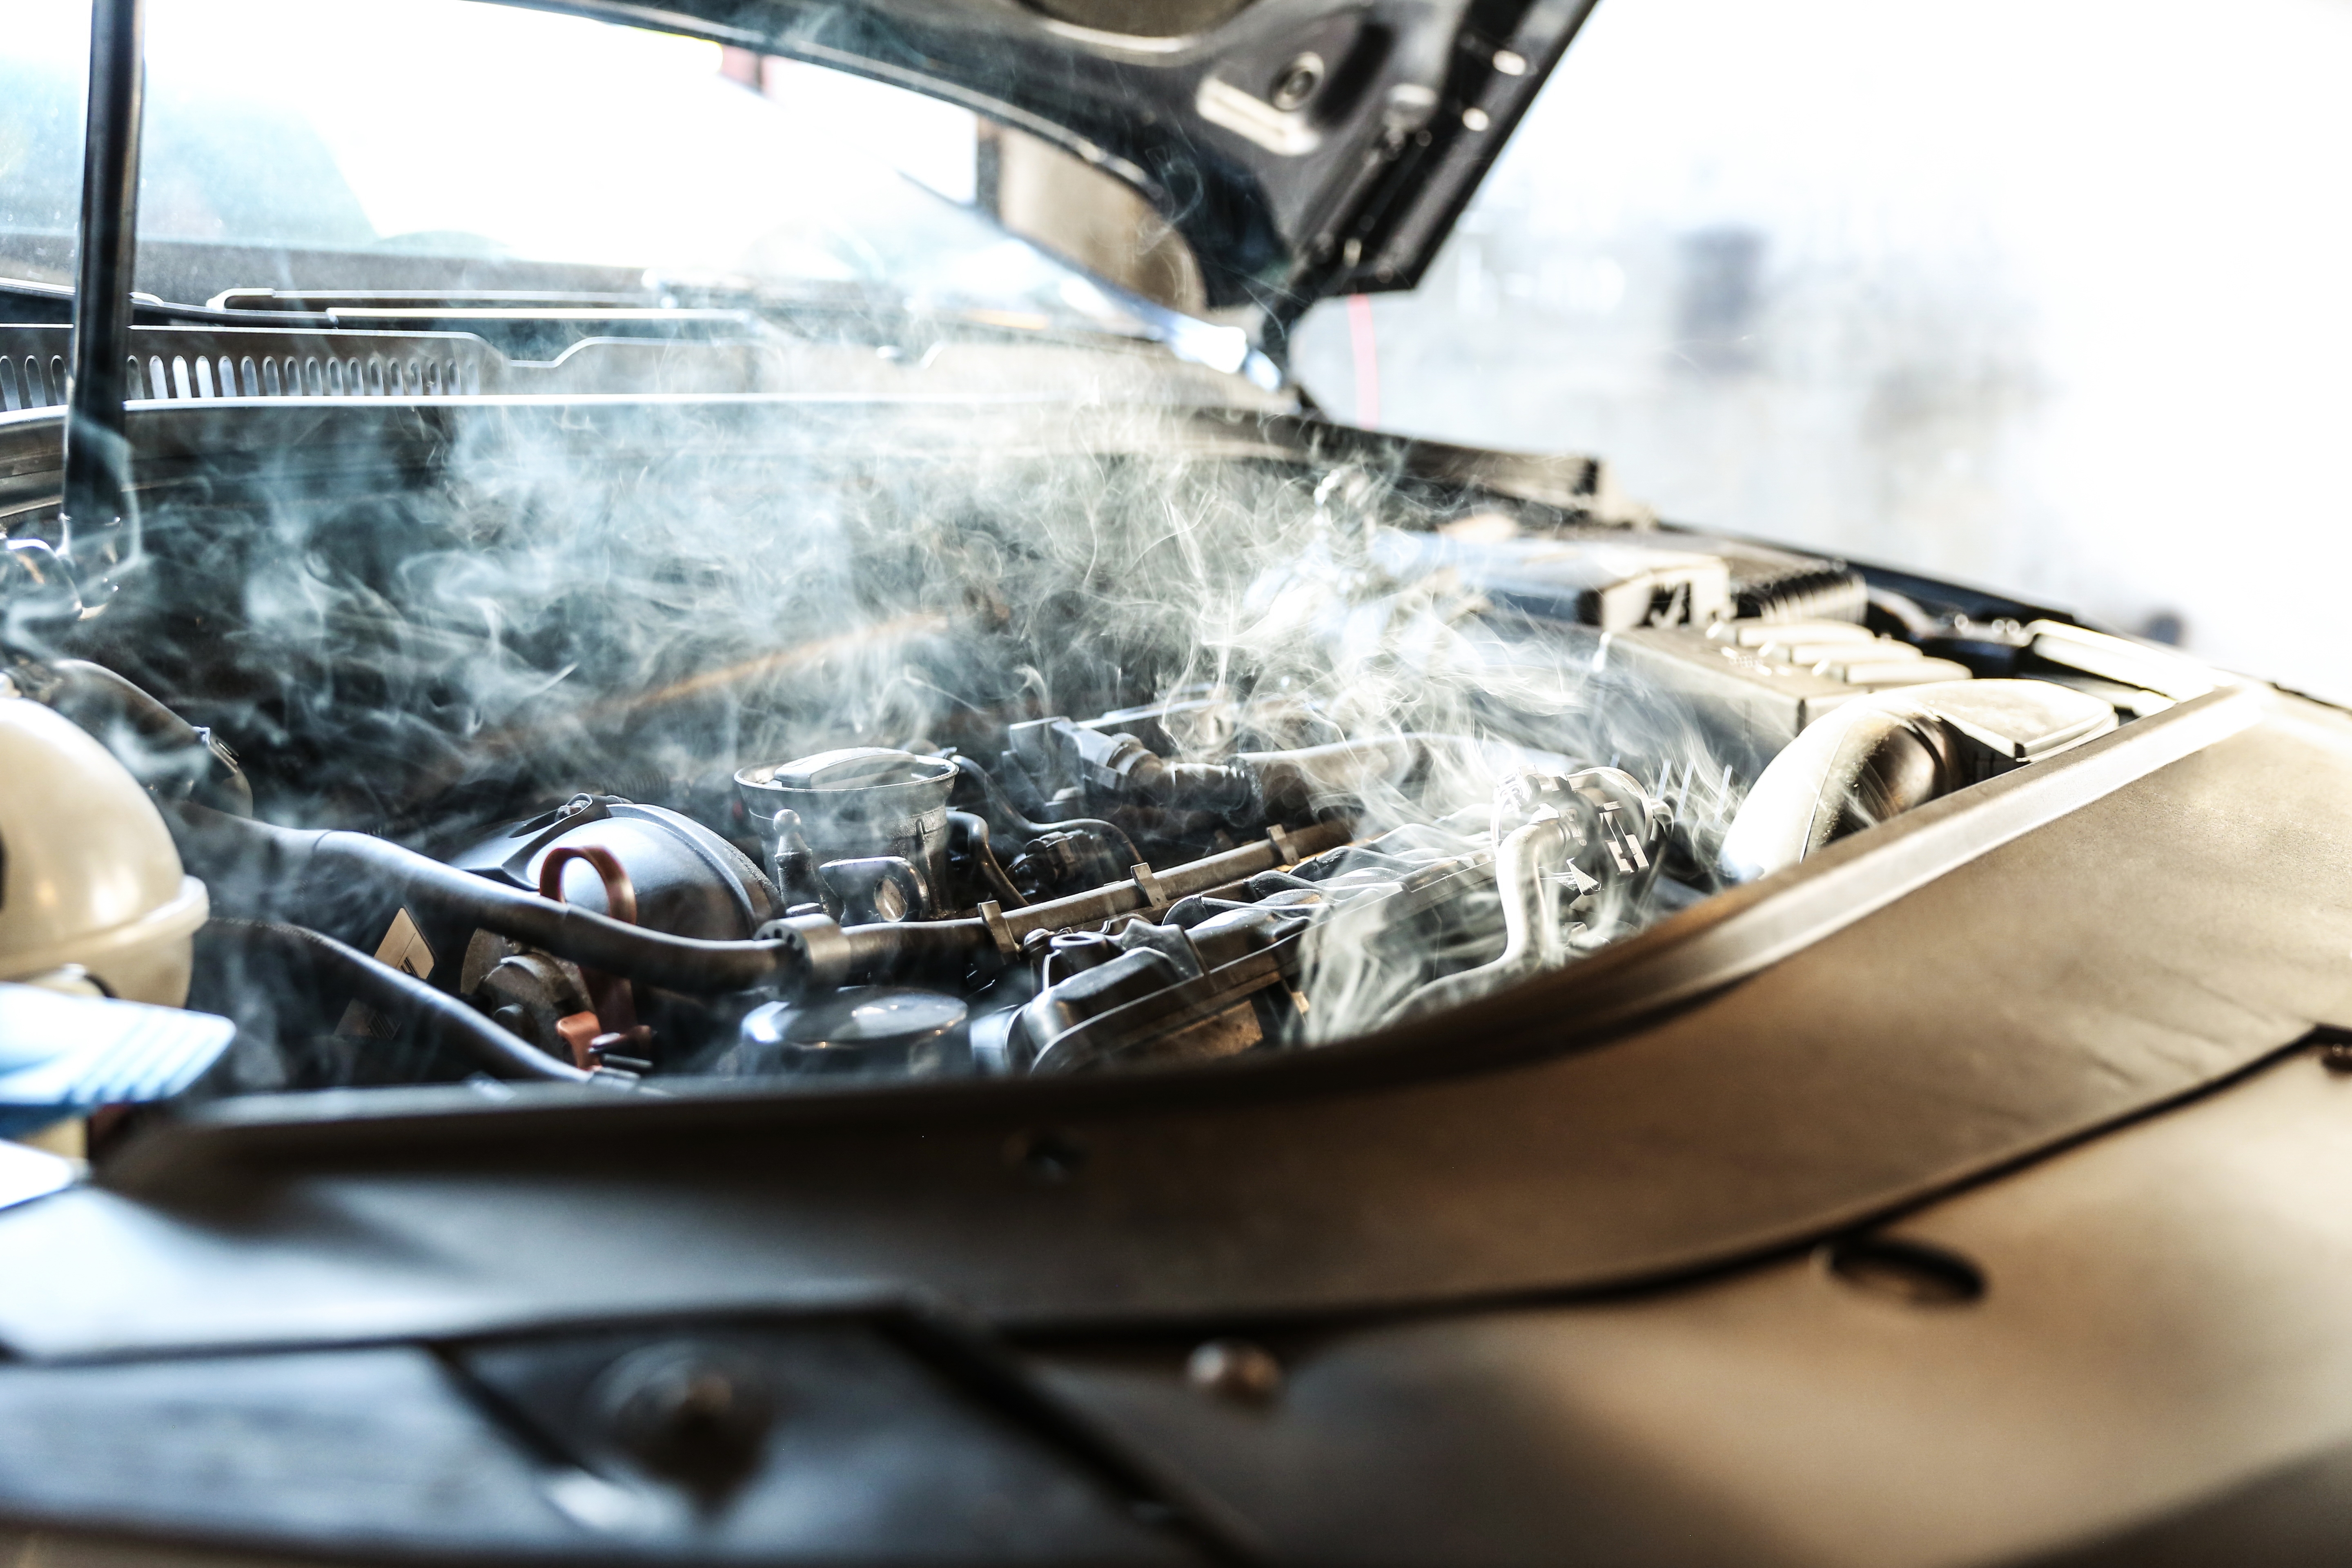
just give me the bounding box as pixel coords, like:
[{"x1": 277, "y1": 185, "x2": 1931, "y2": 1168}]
[{"x1": 0, "y1": 403, "x2": 2204, "y2": 1118}]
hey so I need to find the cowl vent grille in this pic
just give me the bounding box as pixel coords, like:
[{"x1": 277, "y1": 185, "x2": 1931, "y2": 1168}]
[
  {"x1": 0, "y1": 324, "x2": 494, "y2": 411},
  {"x1": 0, "y1": 353, "x2": 67, "y2": 413}
]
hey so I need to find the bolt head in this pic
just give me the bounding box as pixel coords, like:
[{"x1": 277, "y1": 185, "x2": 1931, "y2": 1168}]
[
  {"x1": 1272, "y1": 53, "x2": 1325, "y2": 111},
  {"x1": 595, "y1": 1341, "x2": 775, "y2": 1496},
  {"x1": 1187, "y1": 1338, "x2": 1282, "y2": 1403}
]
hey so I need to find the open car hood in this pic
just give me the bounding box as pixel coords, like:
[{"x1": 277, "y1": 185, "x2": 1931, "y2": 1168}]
[{"x1": 542, "y1": 0, "x2": 1597, "y2": 315}]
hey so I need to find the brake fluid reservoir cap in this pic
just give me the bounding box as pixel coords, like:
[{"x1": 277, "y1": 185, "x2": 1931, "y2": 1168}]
[{"x1": 736, "y1": 987, "x2": 968, "y2": 1076}]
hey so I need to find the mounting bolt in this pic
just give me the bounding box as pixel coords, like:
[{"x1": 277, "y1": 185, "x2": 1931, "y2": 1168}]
[
  {"x1": 595, "y1": 1340, "x2": 775, "y2": 1497},
  {"x1": 1187, "y1": 1339, "x2": 1283, "y2": 1404},
  {"x1": 1271, "y1": 52, "x2": 1325, "y2": 111}
]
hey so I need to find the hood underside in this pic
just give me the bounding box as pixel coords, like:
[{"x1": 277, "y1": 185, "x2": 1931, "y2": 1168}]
[{"x1": 532, "y1": 0, "x2": 1597, "y2": 313}]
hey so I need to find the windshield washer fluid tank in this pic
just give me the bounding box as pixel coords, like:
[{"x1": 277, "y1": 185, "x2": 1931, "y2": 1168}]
[{"x1": 0, "y1": 694, "x2": 209, "y2": 1006}]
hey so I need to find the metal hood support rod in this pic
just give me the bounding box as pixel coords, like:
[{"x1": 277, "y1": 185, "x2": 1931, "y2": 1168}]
[{"x1": 56, "y1": 0, "x2": 147, "y2": 616}]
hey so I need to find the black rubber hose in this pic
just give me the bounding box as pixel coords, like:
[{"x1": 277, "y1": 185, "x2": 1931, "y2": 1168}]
[
  {"x1": 951, "y1": 758, "x2": 1144, "y2": 867},
  {"x1": 205, "y1": 919, "x2": 595, "y2": 1084},
  {"x1": 841, "y1": 918, "x2": 998, "y2": 982},
  {"x1": 174, "y1": 806, "x2": 804, "y2": 995}
]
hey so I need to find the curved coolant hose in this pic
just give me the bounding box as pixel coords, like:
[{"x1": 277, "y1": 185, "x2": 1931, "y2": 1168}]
[
  {"x1": 204, "y1": 918, "x2": 596, "y2": 1084},
  {"x1": 173, "y1": 806, "x2": 806, "y2": 995},
  {"x1": 1386, "y1": 817, "x2": 1572, "y2": 1023}
]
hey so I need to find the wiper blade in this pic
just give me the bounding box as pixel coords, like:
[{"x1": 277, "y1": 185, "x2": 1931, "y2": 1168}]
[
  {"x1": 0, "y1": 276, "x2": 334, "y2": 330},
  {"x1": 208, "y1": 287, "x2": 665, "y2": 313}
]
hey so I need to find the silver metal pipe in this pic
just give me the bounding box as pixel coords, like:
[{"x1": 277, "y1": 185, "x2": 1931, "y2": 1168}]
[{"x1": 1386, "y1": 815, "x2": 1570, "y2": 1022}]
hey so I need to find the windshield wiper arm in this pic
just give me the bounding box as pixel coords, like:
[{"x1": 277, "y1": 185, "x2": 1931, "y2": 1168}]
[
  {"x1": 1, "y1": 276, "x2": 336, "y2": 330},
  {"x1": 54, "y1": 0, "x2": 147, "y2": 617}
]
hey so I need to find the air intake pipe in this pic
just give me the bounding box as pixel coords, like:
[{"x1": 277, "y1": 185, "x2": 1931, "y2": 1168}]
[{"x1": 1717, "y1": 679, "x2": 2120, "y2": 883}]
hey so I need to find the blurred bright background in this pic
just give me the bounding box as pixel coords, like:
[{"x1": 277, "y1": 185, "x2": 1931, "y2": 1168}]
[{"x1": 1290, "y1": 0, "x2": 2352, "y2": 701}]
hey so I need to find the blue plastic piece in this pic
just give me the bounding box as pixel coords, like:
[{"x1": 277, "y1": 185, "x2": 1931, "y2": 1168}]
[
  {"x1": 0, "y1": 1140, "x2": 76, "y2": 1209},
  {"x1": 0, "y1": 983, "x2": 236, "y2": 1136}
]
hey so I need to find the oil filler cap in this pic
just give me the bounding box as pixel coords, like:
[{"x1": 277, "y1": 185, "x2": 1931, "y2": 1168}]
[{"x1": 732, "y1": 987, "x2": 969, "y2": 1076}]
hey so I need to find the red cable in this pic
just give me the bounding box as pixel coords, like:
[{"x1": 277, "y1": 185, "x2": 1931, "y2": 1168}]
[{"x1": 1346, "y1": 292, "x2": 1381, "y2": 428}]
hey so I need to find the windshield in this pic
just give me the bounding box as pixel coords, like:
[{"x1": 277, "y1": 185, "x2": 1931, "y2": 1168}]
[{"x1": 0, "y1": 0, "x2": 1134, "y2": 331}]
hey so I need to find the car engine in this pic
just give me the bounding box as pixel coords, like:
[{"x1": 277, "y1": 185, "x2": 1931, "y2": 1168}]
[{"x1": 0, "y1": 419, "x2": 2186, "y2": 1112}]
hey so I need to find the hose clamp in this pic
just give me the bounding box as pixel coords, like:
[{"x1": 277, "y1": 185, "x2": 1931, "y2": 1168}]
[{"x1": 763, "y1": 912, "x2": 853, "y2": 991}]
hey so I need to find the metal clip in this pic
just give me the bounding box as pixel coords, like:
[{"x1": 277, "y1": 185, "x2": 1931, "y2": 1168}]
[{"x1": 977, "y1": 899, "x2": 1020, "y2": 958}]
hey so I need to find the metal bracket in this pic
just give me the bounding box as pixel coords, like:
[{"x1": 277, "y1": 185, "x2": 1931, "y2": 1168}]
[{"x1": 976, "y1": 900, "x2": 1020, "y2": 958}]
